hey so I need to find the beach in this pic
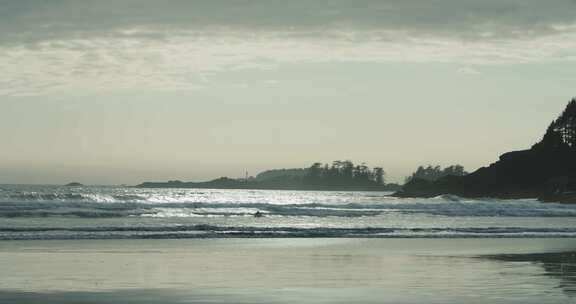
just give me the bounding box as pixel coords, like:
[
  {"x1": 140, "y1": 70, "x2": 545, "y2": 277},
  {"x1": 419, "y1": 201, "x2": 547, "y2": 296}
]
[
  {"x1": 1, "y1": 186, "x2": 576, "y2": 303},
  {"x1": 3, "y1": 0, "x2": 576, "y2": 302},
  {"x1": 1, "y1": 238, "x2": 575, "y2": 303}
]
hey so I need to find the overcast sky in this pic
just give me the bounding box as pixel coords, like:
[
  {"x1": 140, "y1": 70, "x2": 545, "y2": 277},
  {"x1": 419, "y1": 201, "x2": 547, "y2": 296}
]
[{"x1": 1, "y1": 0, "x2": 576, "y2": 184}]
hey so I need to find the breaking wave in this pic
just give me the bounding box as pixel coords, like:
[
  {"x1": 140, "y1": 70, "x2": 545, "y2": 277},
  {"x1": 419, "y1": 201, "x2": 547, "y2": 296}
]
[
  {"x1": 0, "y1": 199, "x2": 575, "y2": 218},
  {"x1": 1, "y1": 185, "x2": 575, "y2": 240},
  {"x1": 1, "y1": 225, "x2": 576, "y2": 240}
]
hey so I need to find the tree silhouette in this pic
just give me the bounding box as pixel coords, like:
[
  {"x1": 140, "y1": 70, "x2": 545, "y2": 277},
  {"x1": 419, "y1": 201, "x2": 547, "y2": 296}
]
[
  {"x1": 534, "y1": 98, "x2": 576, "y2": 151},
  {"x1": 405, "y1": 164, "x2": 468, "y2": 183},
  {"x1": 373, "y1": 167, "x2": 385, "y2": 185},
  {"x1": 303, "y1": 160, "x2": 386, "y2": 186}
]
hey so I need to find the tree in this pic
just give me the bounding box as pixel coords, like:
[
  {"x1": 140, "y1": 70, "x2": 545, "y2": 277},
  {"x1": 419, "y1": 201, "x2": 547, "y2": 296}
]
[
  {"x1": 304, "y1": 162, "x2": 323, "y2": 184},
  {"x1": 373, "y1": 167, "x2": 385, "y2": 185},
  {"x1": 405, "y1": 164, "x2": 468, "y2": 183},
  {"x1": 303, "y1": 160, "x2": 387, "y2": 187},
  {"x1": 536, "y1": 98, "x2": 576, "y2": 151}
]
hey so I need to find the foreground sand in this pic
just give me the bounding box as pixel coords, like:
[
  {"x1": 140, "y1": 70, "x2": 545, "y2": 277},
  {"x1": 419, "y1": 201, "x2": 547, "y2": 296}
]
[{"x1": 0, "y1": 238, "x2": 575, "y2": 303}]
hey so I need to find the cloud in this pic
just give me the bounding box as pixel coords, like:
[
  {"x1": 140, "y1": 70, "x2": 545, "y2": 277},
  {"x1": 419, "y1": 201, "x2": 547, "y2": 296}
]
[
  {"x1": 2, "y1": 0, "x2": 576, "y2": 44},
  {"x1": 2, "y1": 28, "x2": 576, "y2": 96},
  {"x1": 1, "y1": 0, "x2": 576, "y2": 96},
  {"x1": 264, "y1": 79, "x2": 280, "y2": 86},
  {"x1": 457, "y1": 67, "x2": 481, "y2": 75}
]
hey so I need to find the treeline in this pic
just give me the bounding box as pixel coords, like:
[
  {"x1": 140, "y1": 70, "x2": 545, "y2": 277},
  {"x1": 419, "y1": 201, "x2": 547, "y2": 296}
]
[
  {"x1": 303, "y1": 160, "x2": 385, "y2": 186},
  {"x1": 534, "y1": 98, "x2": 576, "y2": 151},
  {"x1": 255, "y1": 168, "x2": 307, "y2": 182},
  {"x1": 405, "y1": 165, "x2": 467, "y2": 183},
  {"x1": 139, "y1": 160, "x2": 398, "y2": 191}
]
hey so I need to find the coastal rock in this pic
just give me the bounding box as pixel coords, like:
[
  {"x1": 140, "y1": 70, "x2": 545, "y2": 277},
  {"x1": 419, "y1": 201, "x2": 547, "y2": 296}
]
[{"x1": 395, "y1": 99, "x2": 576, "y2": 202}]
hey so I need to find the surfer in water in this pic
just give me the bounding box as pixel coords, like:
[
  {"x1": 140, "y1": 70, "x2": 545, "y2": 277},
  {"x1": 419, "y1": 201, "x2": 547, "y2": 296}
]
[{"x1": 254, "y1": 211, "x2": 264, "y2": 218}]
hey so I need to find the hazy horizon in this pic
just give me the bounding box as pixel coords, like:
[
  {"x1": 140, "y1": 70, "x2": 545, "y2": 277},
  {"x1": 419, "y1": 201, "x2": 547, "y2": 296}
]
[{"x1": 1, "y1": 0, "x2": 576, "y2": 185}]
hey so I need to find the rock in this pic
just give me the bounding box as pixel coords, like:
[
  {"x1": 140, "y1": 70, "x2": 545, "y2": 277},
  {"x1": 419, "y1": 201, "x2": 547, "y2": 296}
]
[{"x1": 395, "y1": 99, "x2": 576, "y2": 201}]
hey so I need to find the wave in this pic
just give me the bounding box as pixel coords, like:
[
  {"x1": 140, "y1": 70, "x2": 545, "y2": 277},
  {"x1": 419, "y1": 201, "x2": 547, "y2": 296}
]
[
  {"x1": 1, "y1": 186, "x2": 576, "y2": 218},
  {"x1": 1, "y1": 225, "x2": 576, "y2": 240},
  {"x1": 0, "y1": 210, "x2": 148, "y2": 218},
  {"x1": 1, "y1": 187, "x2": 574, "y2": 241},
  {"x1": 5, "y1": 192, "x2": 148, "y2": 202},
  {"x1": 1, "y1": 199, "x2": 576, "y2": 218}
]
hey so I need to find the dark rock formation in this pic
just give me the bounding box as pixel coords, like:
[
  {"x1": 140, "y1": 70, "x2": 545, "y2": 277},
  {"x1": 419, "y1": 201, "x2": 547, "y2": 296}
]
[{"x1": 395, "y1": 99, "x2": 576, "y2": 202}]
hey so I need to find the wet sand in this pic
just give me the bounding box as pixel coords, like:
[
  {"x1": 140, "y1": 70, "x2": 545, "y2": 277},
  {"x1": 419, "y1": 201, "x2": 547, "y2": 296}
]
[{"x1": 0, "y1": 238, "x2": 575, "y2": 303}]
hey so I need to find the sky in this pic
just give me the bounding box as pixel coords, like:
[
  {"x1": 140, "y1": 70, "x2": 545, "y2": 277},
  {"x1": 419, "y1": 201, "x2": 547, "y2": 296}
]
[{"x1": 1, "y1": 0, "x2": 576, "y2": 185}]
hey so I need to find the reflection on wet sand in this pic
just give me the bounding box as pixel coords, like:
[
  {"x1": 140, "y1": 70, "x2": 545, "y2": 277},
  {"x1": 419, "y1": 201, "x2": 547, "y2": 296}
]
[
  {"x1": 1, "y1": 239, "x2": 575, "y2": 304},
  {"x1": 480, "y1": 251, "x2": 576, "y2": 296}
]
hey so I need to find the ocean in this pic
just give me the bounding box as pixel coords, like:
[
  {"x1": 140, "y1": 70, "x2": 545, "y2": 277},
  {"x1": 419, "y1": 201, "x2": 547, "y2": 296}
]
[{"x1": 0, "y1": 184, "x2": 575, "y2": 240}]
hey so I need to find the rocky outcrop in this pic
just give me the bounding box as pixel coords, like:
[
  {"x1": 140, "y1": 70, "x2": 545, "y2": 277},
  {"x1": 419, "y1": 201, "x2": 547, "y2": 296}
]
[{"x1": 395, "y1": 99, "x2": 576, "y2": 202}]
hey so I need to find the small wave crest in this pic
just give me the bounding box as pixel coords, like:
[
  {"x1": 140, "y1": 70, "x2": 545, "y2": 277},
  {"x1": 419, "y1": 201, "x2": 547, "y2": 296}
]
[
  {"x1": 1, "y1": 199, "x2": 576, "y2": 218},
  {"x1": 1, "y1": 225, "x2": 576, "y2": 240}
]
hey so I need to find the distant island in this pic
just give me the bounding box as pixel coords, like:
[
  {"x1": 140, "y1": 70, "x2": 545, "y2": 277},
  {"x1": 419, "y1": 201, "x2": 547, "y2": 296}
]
[
  {"x1": 137, "y1": 160, "x2": 402, "y2": 191},
  {"x1": 64, "y1": 182, "x2": 84, "y2": 187},
  {"x1": 395, "y1": 99, "x2": 576, "y2": 203}
]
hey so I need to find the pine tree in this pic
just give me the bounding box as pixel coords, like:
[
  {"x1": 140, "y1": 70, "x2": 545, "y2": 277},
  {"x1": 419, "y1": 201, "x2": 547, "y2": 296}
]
[{"x1": 534, "y1": 98, "x2": 576, "y2": 151}]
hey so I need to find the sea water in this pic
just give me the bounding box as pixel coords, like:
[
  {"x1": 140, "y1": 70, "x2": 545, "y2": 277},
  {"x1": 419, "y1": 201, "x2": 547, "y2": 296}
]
[{"x1": 0, "y1": 184, "x2": 575, "y2": 240}]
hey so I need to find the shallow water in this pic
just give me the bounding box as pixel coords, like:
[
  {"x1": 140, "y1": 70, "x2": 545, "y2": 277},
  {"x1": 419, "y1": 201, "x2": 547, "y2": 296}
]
[
  {"x1": 0, "y1": 185, "x2": 575, "y2": 239},
  {"x1": 0, "y1": 238, "x2": 575, "y2": 303}
]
